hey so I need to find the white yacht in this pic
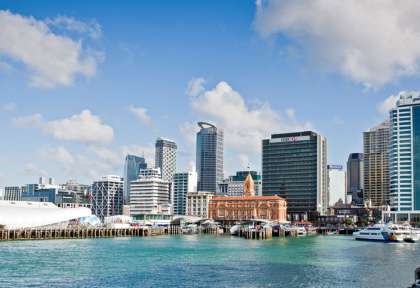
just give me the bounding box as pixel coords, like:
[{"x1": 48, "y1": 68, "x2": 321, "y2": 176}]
[
  {"x1": 353, "y1": 224, "x2": 399, "y2": 242},
  {"x1": 296, "y1": 227, "x2": 307, "y2": 236},
  {"x1": 388, "y1": 223, "x2": 416, "y2": 242}
]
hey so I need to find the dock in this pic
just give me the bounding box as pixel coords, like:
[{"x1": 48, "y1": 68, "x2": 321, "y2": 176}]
[
  {"x1": 0, "y1": 226, "x2": 182, "y2": 241},
  {"x1": 239, "y1": 227, "x2": 273, "y2": 240}
]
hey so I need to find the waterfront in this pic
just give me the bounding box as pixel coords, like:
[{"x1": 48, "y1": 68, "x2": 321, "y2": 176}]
[{"x1": 0, "y1": 235, "x2": 419, "y2": 288}]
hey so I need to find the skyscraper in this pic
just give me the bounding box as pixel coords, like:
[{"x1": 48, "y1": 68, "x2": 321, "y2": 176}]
[
  {"x1": 91, "y1": 175, "x2": 124, "y2": 220},
  {"x1": 155, "y1": 138, "x2": 177, "y2": 183},
  {"x1": 123, "y1": 154, "x2": 147, "y2": 204},
  {"x1": 363, "y1": 121, "x2": 390, "y2": 207},
  {"x1": 262, "y1": 131, "x2": 328, "y2": 220},
  {"x1": 346, "y1": 153, "x2": 364, "y2": 205},
  {"x1": 129, "y1": 168, "x2": 171, "y2": 216},
  {"x1": 327, "y1": 165, "x2": 346, "y2": 207},
  {"x1": 388, "y1": 92, "x2": 420, "y2": 222},
  {"x1": 173, "y1": 171, "x2": 197, "y2": 215},
  {"x1": 196, "y1": 122, "x2": 224, "y2": 193}
]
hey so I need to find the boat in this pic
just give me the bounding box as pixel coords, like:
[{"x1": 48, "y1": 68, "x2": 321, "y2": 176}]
[
  {"x1": 230, "y1": 224, "x2": 241, "y2": 236},
  {"x1": 182, "y1": 224, "x2": 198, "y2": 235},
  {"x1": 297, "y1": 226, "x2": 307, "y2": 236},
  {"x1": 326, "y1": 231, "x2": 337, "y2": 236},
  {"x1": 353, "y1": 223, "x2": 402, "y2": 242},
  {"x1": 388, "y1": 223, "x2": 420, "y2": 243}
]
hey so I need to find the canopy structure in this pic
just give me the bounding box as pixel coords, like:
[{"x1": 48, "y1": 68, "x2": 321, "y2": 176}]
[
  {"x1": 170, "y1": 215, "x2": 205, "y2": 225},
  {"x1": 0, "y1": 200, "x2": 92, "y2": 229}
]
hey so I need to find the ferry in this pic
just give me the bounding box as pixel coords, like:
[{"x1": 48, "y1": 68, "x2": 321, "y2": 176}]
[{"x1": 353, "y1": 224, "x2": 400, "y2": 242}]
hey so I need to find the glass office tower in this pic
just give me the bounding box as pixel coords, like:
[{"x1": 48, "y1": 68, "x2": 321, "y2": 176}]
[
  {"x1": 124, "y1": 155, "x2": 147, "y2": 204},
  {"x1": 262, "y1": 131, "x2": 328, "y2": 220},
  {"x1": 388, "y1": 92, "x2": 420, "y2": 222},
  {"x1": 196, "y1": 122, "x2": 224, "y2": 193}
]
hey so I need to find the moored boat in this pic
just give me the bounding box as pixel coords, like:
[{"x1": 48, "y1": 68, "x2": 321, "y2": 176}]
[{"x1": 353, "y1": 224, "x2": 399, "y2": 242}]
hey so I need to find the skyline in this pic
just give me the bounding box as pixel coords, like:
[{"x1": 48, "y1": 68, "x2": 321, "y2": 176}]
[{"x1": 1, "y1": 1, "x2": 420, "y2": 185}]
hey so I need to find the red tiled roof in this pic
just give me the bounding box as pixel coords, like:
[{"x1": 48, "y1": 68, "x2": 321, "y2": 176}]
[{"x1": 211, "y1": 195, "x2": 285, "y2": 201}]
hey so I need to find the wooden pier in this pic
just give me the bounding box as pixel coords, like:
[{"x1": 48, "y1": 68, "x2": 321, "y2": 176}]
[{"x1": 0, "y1": 226, "x2": 182, "y2": 241}]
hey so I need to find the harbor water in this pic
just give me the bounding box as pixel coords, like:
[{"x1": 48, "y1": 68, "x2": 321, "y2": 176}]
[{"x1": 0, "y1": 235, "x2": 419, "y2": 288}]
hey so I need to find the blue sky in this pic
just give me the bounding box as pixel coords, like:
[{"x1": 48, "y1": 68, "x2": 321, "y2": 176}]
[{"x1": 0, "y1": 1, "x2": 419, "y2": 186}]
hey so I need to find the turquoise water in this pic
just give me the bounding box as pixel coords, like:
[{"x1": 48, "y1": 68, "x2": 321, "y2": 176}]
[{"x1": 0, "y1": 235, "x2": 419, "y2": 288}]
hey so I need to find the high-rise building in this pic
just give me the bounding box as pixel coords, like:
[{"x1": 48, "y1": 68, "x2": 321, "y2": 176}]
[
  {"x1": 363, "y1": 121, "x2": 390, "y2": 207},
  {"x1": 124, "y1": 155, "x2": 147, "y2": 204},
  {"x1": 173, "y1": 171, "x2": 197, "y2": 215},
  {"x1": 262, "y1": 131, "x2": 328, "y2": 220},
  {"x1": 196, "y1": 122, "x2": 224, "y2": 193},
  {"x1": 346, "y1": 153, "x2": 364, "y2": 205},
  {"x1": 218, "y1": 171, "x2": 262, "y2": 196},
  {"x1": 129, "y1": 168, "x2": 171, "y2": 216},
  {"x1": 91, "y1": 175, "x2": 124, "y2": 220},
  {"x1": 327, "y1": 165, "x2": 346, "y2": 207},
  {"x1": 388, "y1": 92, "x2": 420, "y2": 222},
  {"x1": 155, "y1": 138, "x2": 177, "y2": 183}
]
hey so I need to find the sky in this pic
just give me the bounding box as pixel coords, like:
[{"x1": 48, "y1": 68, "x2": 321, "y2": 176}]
[{"x1": 1, "y1": 0, "x2": 420, "y2": 186}]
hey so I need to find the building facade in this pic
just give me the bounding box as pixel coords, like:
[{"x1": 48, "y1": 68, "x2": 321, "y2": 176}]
[
  {"x1": 91, "y1": 175, "x2": 124, "y2": 220},
  {"x1": 387, "y1": 92, "x2": 420, "y2": 222},
  {"x1": 346, "y1": 153, "x2": 364, "y2": 205},
  {"x1": 363, "y1": 121, "x2": 390, "y2": 207},
  {"x1": 196, "y1": 122, "x2": 224, "y2": 193},
  {"x1": 129, "y1": 168, "x2": 171, "y2": 216},
  {"x1": 327, "y1": 165, "x2": 346, "y2": 207},
  {"x1": 4, "y1": 186, "x2": 22, "y2": 201},
  {"x1": 155, "y1": 138, "x2": 177, "y2": 183},
  {"x1": 218, "y1": 171, "x2": 262, "y2": 196},
  {"x1": 262, "y1": 131, "x2": 327, "y2": 220},
  {"x1": 209, "y1": 172, "x2": 287, "y2": 222},
  {"x1": 173, "y1": 171, "x2": 197, "y2": 215},
  {"x1": 124, "y1": 154, "x2": 147, "y2": 204},
  {"x1": 186, "y1": 192, "x2": 214, "y2": 218}
]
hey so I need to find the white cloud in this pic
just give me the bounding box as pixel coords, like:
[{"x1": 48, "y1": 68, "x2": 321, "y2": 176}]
[
  {"x1": 24, "y1": 162, "x2": 48, "y2": 177},
  {"x1": 43, "y1": 110, "x2": 114, "y2": 144},
  {"x1": 378, "y1": 91, "x2": 420, "y2": 115},
  {"x1": 43, "y1": 146, "x2": 74, "y2": 165},
  {"x1": 121, "y1": 145, "x2": 155, "y2": 167},
  {"x1": 89, "y1": 144, "x2": 155, "y2": 169},
  {"x1": 186, "y1": 79, "x2": 312, "y2": 154},
  {"x1": 13, "y1": 110, "x2": 114, "y2": 144},
  {"x1": 2, "y1": 102, "x2": 16, "y2": 112},
  {"x1": 238, "y1": 154, "x2": 250, "y2": 170},
  {"x1": 88, "y1": 146, "x2": 121, "y2": 166},
  {"x1": 128, "y1": 105, "x2": 152, "y2": 125},
  {"x1": 12, "y1": 113, "x2": 43, "y2": 127},
  {"x1": 255, "y1": 1, "x2": 420, "y2": 87},
  {"x1": 378, "y1": 95, "x2": 399, "y2": 116},
  {"x1": 46, "y1": 16, "x2": 102, "y2": 39},
  {"x1": 0, "y1": 10, "x2": 101, "y2": 88},
  {"x1": 179, "y1": 122, "x2": 199, "y2": 145},
  {"x1": 186, "y1": 77, "x2": 205, "y2": 97}
]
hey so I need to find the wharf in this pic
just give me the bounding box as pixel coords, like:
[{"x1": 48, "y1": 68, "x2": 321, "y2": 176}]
[
  {"x1": 239, "y1": 227, "x2": 272, "y2": 240},
  {"x1": 0, "y1": 226, "x2": 182, "y2": 241}
]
